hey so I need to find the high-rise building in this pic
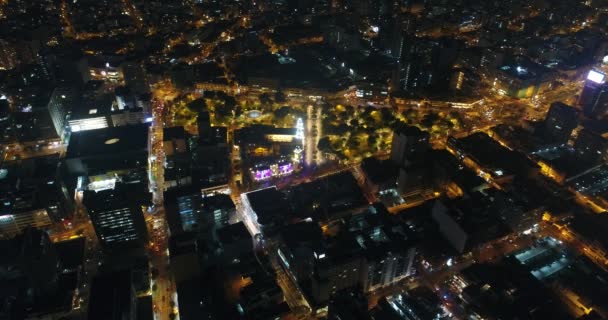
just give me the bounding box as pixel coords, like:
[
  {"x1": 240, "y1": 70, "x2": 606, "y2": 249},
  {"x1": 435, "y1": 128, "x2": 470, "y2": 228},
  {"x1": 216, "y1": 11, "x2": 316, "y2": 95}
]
[
  {"x1": 311, "y1": 254, "x2": 365, "y2": 304},
  {"x1": 574, "y1": 129, "x2": 608, "y2": 165},
  {"x1": 48, "y1": 53, "x2": 90, "y2": 86},
  {"x1": 88, "y1": 270, "x2": 137, "y2": 320},
  {"x1": 579, "y1": 69, "x2": 606, "y2": 116},
  {"x1": 389, "y1": 125, "x2": 429, "y2": 166},
  {"x1": 63, "y1": 123, "x2": 149, "y2": 179},
  {"x1": 47, "y1": 87, "x2": 79, "y2": 140},
  {"x1": 583, "y1": 83, "x2": 608, "y2": 119},
  {"x1": 543, "y1": 102, "x2": 579, "y2": 144},
  {"x1": 84, "y1": 183, "x2": 149, "y2": 253},
  {"x1": 121, "y1": 62, "x2": 150, "y2": 96},
  {"x1": 165, "y1": 186, "x2": 233, "y2": 234},
  {"x1": 197, "y1": 111, "x2": 212, "y2": 142},
  {"x1": 0, "y1": 228, "x2": 60, "y2": 317},
  {"x1": 0, "y1": 156, "x2": 71, "y2": 237}
]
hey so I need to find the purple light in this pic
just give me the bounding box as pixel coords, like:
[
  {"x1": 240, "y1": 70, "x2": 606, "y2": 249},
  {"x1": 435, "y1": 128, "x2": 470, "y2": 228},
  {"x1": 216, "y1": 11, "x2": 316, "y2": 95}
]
[
  {"x1": 279, "y1": 163, "x2": 293, "y2": 174},
  {"x1": 254, "y1": 169, "x2": 272, "y2": 181}
]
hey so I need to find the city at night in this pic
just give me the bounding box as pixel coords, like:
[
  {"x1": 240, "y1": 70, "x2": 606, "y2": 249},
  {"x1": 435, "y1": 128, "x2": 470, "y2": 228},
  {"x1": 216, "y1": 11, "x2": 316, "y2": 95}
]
[{"x1": 1, "y1": 0, "x2": 608, "y2": 319}]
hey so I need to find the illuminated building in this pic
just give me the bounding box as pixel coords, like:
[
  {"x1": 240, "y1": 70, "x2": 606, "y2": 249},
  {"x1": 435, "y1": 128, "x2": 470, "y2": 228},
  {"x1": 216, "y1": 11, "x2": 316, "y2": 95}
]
[
  {"x1": 543, "y1": 102, "x2": 579, "y2": 144},
  {"x1": 66, "y1": 87, "x2": 145, "y2": 133},
  {"x1": 353, "y1": 81, "x2": 389, "y2": 102},
  {"x1": 48, "y1": 87, "x2": 79, "y2": 140},
  {"x1": 492, "y1": 62, "x2": 547, "y2": 99},
  {"x1": 236, "y1": 125, "x2": 302, "y2": 181},
  {"x1": 574, "y1": 129, "x2": 608, "y2": 166},
  {"x1": 164, "y1": 186, "x2": 233, "y2": 234},
  {"x1": 250, "y1": 158, "x2": 294, "y2": 181},
  {"x1": 0, "y1": 210, "x2": 52, "y2": 239},
  {"x1": 354, "y1": 205, "x2": 417, "y2": 292},
  {"x1": 163, "y1": 126, "x2": 192, "y2": 189},
  {"x1": 83, "y1": 182, "x2": 149, "y2": 253},
  {"x1": 579, "y1": 70, "x2": 606, "y2": 116},
  {"x1": 276, "y1": 205, "x2": 417, "y2": 307},
  {"x1": 88, "y1": 61, "x2": 123, "y2": 83},
  {"x1": 0, "y1": 156, "x2": 72, "y2": 237}
]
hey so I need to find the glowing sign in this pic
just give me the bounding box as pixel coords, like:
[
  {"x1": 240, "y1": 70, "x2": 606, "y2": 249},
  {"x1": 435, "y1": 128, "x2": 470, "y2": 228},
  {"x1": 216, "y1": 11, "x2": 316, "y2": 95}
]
[
  {"x1": 254, "y1": 168, "x2": 272, "y2": 181},
  {"x1": 278, "y1": 163, "x2": 293, "y2": 175},
  {"x1": 253, "y1": 163, "x2": 294, "y2": 181},
  {"x1": 587, "y1": 70, "x2": 605, "y2": 84}
]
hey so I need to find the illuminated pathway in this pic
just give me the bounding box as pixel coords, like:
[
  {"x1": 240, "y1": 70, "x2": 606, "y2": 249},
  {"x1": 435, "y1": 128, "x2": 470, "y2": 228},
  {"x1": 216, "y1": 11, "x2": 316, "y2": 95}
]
[
  {"x1": 304, "y1": 104, "x2": 323, "y2": 167},
  {"x1": 305, "y1": 105, "x2": 314, "y2": 166}
]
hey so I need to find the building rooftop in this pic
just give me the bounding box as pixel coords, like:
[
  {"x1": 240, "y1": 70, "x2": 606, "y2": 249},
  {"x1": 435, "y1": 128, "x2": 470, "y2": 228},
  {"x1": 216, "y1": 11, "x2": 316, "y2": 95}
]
[
  {"x1": 279, "y1": 222, "x2": 325, "y2": 256},
  {"x1": 245, "y1": 187, "x2": 290, "y2": 225},
  {"x1": 570, "y1": 212, "x2": 608, "y2": 252},
  {"x1": 450, "y1": 132, "x2": 538, "y2": 178},
  {"x1": 217, "y1": 222, "x2": 251, "y2": 246},
  {"x1": 460, "y1": 262, "x2": 570, "y2": 320},
  {"x1": 66, "y1": 123, "x2": 149, "y2": 159},
  {"x1": 163, "y1": 126, "x2": 187, "y2": 141},
  {"x1": 286, "y1": 171, "x2": 367, "y2": 222},
  {"x1": 433, "y1": 192, "x2": 512, "y2": 249},
  {"x1": 55, "y1": 237, "x2": 85, "y2": 271},
  {"x1": 498, "y1": 56, "x2": 549, "y2": 81},
  {"x1": 88, "y1": 270, "x2": 133, "y2": 320}
]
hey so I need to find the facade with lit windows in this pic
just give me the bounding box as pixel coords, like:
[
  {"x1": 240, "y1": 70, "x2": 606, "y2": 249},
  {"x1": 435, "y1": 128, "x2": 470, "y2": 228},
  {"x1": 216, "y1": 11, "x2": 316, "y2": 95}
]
[
  {"x1": 0, "y1": 210, "x2": 52, "y2": 239},
  {"x1": 83, "y1": 182, "x2": 149, "y2": 253}
]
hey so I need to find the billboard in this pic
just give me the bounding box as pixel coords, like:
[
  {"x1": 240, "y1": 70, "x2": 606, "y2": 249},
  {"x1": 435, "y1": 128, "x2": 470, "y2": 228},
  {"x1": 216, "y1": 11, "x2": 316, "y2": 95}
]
[{"x1": 587, "y1": 70, "x2": 606, "y2": 84}]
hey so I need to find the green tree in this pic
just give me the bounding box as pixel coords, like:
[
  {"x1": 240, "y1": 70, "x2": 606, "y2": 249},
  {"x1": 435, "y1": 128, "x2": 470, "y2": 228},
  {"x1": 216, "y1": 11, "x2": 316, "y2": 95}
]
[
  {"x1": 259, "y1": 93, "x2": 273, "y2": 105},
  {"x1": 187, "y1": 98, "x2": 207, "y2": 113},
  {"x1": 274, "y1": 91, "x2": 286, "y2": 103},
  {"x1": 224, "y1": 96, "x2": 237, "y2": 109},
  {"x1": 347, "y1": 137, "x2": 359, "y2": 150},
  {"x1": 367, "y1": 133, "x2": 378, "y2": 148},
  {"x1": 380, "y1": 108, "x2": 396, "y2": 125},
  {"x1": 317, "y1": 137, "x2": 333, "y2": 153},
  {"x1": 421, "y1": 112, "x2": 440, "y2": 128},
  {"x1": 344, "y1": 105, "x2": 355, "y2": 116},
  {"x1": 273, "y1": 106, "x2": 292, "y2": 119}
]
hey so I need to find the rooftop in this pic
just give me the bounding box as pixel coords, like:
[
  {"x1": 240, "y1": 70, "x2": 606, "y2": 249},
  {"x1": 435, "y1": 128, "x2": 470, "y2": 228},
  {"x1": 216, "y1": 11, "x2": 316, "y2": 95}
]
[
  {"x1": 66, "y1": 123, "x2": 149, "y2": 159},
  {"x1": 217, "y1": 222, "x2": 251, "y2": 246},
  {"x1": 88, "y1": 270, "x2": 133, "y2": 320}
]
